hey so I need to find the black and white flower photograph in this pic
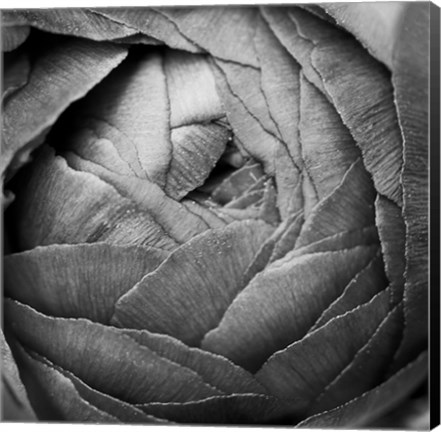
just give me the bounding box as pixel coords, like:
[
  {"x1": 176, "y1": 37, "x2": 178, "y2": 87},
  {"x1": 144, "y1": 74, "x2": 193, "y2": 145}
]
[{"x1": 0, "y1": 2, "x2": 435, "y2": 428}]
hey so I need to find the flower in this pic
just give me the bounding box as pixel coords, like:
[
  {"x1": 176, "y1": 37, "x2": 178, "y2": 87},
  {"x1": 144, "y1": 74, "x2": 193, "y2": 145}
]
[{"x1": 1, "y1": 3, "x2": 429, "y2": 427}]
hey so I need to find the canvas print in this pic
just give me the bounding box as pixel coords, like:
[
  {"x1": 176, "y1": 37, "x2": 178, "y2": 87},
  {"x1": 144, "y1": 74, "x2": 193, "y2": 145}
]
[{"x1": 1, "y1": 3, "x2": 434, "y2": 428}]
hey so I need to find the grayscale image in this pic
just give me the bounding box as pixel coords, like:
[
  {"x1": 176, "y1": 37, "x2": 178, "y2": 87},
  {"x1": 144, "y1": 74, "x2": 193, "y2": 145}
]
[{"x1": 0, "y1": 3, "x2": 433, "y2": 428}]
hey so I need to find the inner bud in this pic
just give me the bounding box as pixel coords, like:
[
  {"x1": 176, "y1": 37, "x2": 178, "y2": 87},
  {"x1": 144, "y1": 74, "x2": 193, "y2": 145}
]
[{"x1": 7, "y1": 45, "x2": 280, "y2": 253}]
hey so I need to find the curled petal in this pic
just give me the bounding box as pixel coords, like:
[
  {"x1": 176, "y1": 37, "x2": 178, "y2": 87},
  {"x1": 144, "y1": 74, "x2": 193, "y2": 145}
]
[
  {"x1": 2, "y1": 25, "x2": 30, "y2": 52},
  {"x1": 2, "y1": 37, "x2": 128, "y2": 179}
]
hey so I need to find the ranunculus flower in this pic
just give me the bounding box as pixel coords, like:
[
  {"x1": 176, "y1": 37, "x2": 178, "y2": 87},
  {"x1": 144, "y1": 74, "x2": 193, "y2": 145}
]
[{"x1": 1, "y1": 3, "x2": 430, "y2": 427}]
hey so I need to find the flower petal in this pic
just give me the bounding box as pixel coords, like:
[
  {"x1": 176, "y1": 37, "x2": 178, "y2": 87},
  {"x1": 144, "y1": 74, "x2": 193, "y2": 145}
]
[
  {"x1": 375, "y1": 195, "x2": 406, "y2": 305},
  {"x1": 15, "y1": 344, "x2": 170, "y2": 423},
  {"x1": 255, "y1": 289, "x2": 391, "y2": 416},
  {"x1": 225, "y1": 189, "x2": 263, "y2": 210},
  {"x1": 260, "y1": 7, "x2": 326, "y2": 94},
  {"x1": 111, "y1": 33, "x2": 162, "y2": 46},
  {"x1": 12, "y1": 147, "x2": 179, "y2": 251},
  {"x1": 66, "y1": 50, "x2": 172, "y2": 188},
  {"x1": 111, "y1": 220, "x2": 275, "y2": 345},
  {"x1": 2, "y1": 37, "x2": 128, "y2": 179},
  {"x1": 4, "y1": 243, "x2": 168, "y2": 323},
  {"x1": 164, "y1": 50, "x2": 224, "y2": 128},
  {"x1": 268, "y1": 212, "x2": 304, "y2": 262},
  {"x1": 5, "y1": 300, "x2": 223, "y2": 404},
  {"x1": 121, "y1": 328, "x2": 267, "y2": 395},
  {"x1": 2, "y1": 9, "x2": 139, "y2": 41},
  {"x1": 298, "y1": 5, "x2": 335, "y2": 23},
  {"x1": 215, "y1": 59, "x2": 279, "y2": 140},
  {"x1": 390, "y1": 2, "x2": 429, "y2": 370},
  {"x1": 243, "y1": 211, "x2": 303, "y2": 284},
  {"x1": 157, "y1": 7, "x2": 259, "y2": 67},
  {"x1": 257, "y1": 178, "x2": 280, "y2": 225},
  {"x1": 299, "y1": 74, "x2": 360, "y2": 200},
  {"x1": 321, "y1": 3, "x2": 406, "y2": 69},
  {"x1": 212, "y1": 62, "x2": 279, "y2": 173},
  {"x1": 2, "y1": 51, "x2": 30, "y2": 100},
  {"x1": 180, "y1": 199, "x2": 228, "y2": 229},
  {"x1": 1, "y1": 25, "x2": 30, "y2": 52},
  {"x1": 1, "y1": 330, "x2": 36, "y2": 421},
  {"x1": 211, "y1": 162, "x2": 265, "y2": 205},
  {"x1": 254, "y1": 14, "x2": 302, "y2": 165},
  {"x1": 67, "y1": 151, "x2": 214, "y2": 242},
  {"x1": 59, "y1": 47, "x2": 231, "y2": 202},
  {"x1": 309, "y1": 304, "x2": 403, "y2": 414},
  {"x1": 290, "y1": 7, "x2": 403, "y2": 205},
  {"x1": 92, "y1": 8, "x2": 201, "y2": 53},
  {"x1": 214, "y1": 206, "x2": 263, "y2": 222},
  {"x1": 298, "y1": 351, "x2": 428, "y2": 428},
  {"x1": 274, "y1": 145, "x2": 303, "y2": 219},
  {"x1": 202, "y1": 245, "x2": 378, "y2": 371},
  {"x1": 262, "y1": 6, "x2": 404, "y2": 206},
  {"x1": 10, "y1": 344, "x2": 120, "y2": 423},
  {"x1": 138, "y1": 394, "x2": 291, "y2": 424},
  {"x1": 285, "y1": 226, "x2": 379, "y2": 264},
  {"x1": 295, "y1": 159, "x2": 376, "y2": 248},
  {"x1": 165, "y1": 124, "x2": 230, "y2": 200},
  {"x1": 310, "y1": 251, "x2": 388, "y2": 331}
]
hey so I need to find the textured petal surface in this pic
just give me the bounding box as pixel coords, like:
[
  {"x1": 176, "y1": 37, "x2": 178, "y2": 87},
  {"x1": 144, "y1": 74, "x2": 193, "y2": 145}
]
[
  {"x1": 122, "y1": 328, "x2": 267, "y2": 395},
  {"x1": 295, "y1": 159, "x2": 376, "y2": 247},
  {"x1": 254, "y1": 15, "x2": 302, "y2": 164},
  {"x1": 4, "y1": 243, "x2": 168, "y2": 323},
  {"x1": 165, "y1": 50, "x2": 224, "y2": 128},
  {"x1": 215, "y1": 59, "x2": 279, "y2": 139},
  {"x1": 213, "y1": 63, "x2": 279, "y2": 173},
  {"x1": 263, "y1": 7, "x2": 403, "y2": 205},
  {"x1": 2, "y1": 25, "x2": 30, "y2": 52},
  {"x1": 309, "y1": 304, "x2": 403, "y2": 414},
  {"x1": 5, "y1": 300, "x2": 224, "y2": 404},
  {"x1": 2, "y1": 9, "x2": 139, "y2": 41},
  {"x1": 13, "y1": 344, "x2": 168, "y2": 423},
  {"x1": 158, "y1": 7, "x2": 259, "y2": 67},
  {"x1": 90, "y1": 8, "x2": 200, "y2": 52},
  {"x1": 203, "y1": 245, "x2": 377, "y2": 371},
  {"x1": 310, "y1": 251, "x2": 388, "y2": 331},
  {"x1": 12, "y1": 147, "x2": 180, "y2": 251},
  {"x1": 303, "y1": 15, "x2": 403, "y2": 205},
  {"x1": 165, "y1": 124, "x2": 230, "y2": 200},
  {"x1": 321, "y1": 3, "x2": 406, "y2": 69},
  {"x1": 11, "y1": 344, "x2": 120, "y2": 423},
  {"x1": 298, "y1": 351, "x2": 428, "y2": 428},
  {"x1": 1, "y1": 331, "x2": 36, "y2": 421},
  {"x1": 112, "y1": 220, "x2": 274, "y2": 345},
  {"x1": 375, "y1": 195, "x2": 406, "y2": 305},
  {"x1": 261, "y1": 7, "x2": 326, "y2": 94},
  {"x1": 2, "y1": 52, "x2": 30, "y2": 101},
  {"x1": 66, "y1": 50, "x2": 172, "y2": 188},
  {"x1": 391, "y1": 3, "x2": 429, "y2": 370},
  {"x1": 1, "y1": 4, "x2": 429, "y2": 427},
  {"x1": 299, "y1": 74, "x2": 360, "y2": 199},
  {"x1": 139, "y1": 393, "x2": 291, "y2": 424},
  {"x1": 256, "y1": 290, "x2": 391, "y2": 415},
  {"x1": 2, "y1": 37, "x2": 128, "y2": 178}
]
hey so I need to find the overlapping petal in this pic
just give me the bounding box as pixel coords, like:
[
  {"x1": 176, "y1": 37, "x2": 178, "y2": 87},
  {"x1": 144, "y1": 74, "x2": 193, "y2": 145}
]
[{"x1": 1, "y1": 36, "x2": 128, "y2": 180}]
